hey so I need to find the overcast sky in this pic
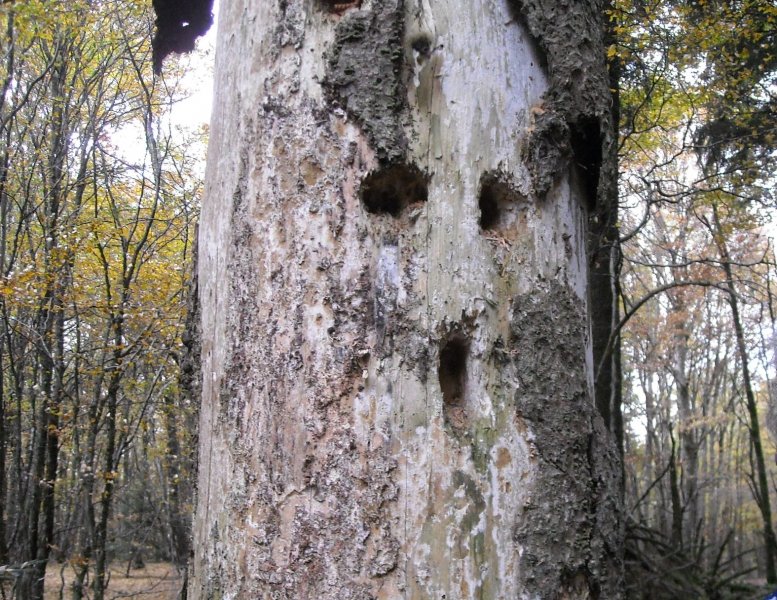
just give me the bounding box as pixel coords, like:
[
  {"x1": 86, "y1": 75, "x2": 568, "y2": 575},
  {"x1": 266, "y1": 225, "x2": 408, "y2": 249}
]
[{"x1": 170, "y1": 0, "x2": 219, "y2": 130}]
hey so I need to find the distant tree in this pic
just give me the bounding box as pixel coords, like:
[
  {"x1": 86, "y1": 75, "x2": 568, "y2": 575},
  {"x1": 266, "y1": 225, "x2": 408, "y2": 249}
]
[{"x1": 0, "y1": 1, "x2": 204, "y2": 598}]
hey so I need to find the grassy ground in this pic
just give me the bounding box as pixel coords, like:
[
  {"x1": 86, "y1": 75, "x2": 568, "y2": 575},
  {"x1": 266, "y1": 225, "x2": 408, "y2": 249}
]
[{"x1": 41, "y1": 562, "x2": 181, "y2": 600}]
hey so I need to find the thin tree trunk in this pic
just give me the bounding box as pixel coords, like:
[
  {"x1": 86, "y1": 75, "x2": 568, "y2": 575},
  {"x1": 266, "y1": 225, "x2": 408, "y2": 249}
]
[
  {"x1": 669, "y1": 428, "x2": 683, "y2": 548},
  {"x1": 92, "y1": 313, "x2": 124, "y2": 600},
  {"x1": 671, "y1": 315, "x2": 700, "y2": 551},
  {"x1": 0, "y1": 338, "x2": 5, "y2": 566},
  {"x1": 26, "y1": 44, "x2": 72, "y2": 600},
  {"x1": 163, "y1": 392, "x2": 192, "y2": 596},
  {"x1": 725, "y1": 266, "x2": 777, "y2": 581},
  {"x1": 70, "y1": 393, "x2": 101, "y2": 600},
  {"x1": 711, "y1": 206, "x2": 777, "y2": 583},
  {"x1": 0, "y1": 11, "x2": 12, "y2": 566}
]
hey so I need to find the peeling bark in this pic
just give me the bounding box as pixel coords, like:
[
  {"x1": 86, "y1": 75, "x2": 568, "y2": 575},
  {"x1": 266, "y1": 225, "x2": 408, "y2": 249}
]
[{"x1": 192, "y1": 0, "x2": 623, "y2": 597}]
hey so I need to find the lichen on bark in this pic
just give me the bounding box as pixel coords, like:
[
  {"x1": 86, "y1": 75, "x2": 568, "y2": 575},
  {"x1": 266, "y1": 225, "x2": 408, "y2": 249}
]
[
  {"x1": 510, "y1": 0, "x2": 613, "y2": 207},
  {"x1": 510, "y1": 281, "x2": 623, "y2": 597},
  {"x1": 324, "y1": 0, "x2": 408, "y2": 165},
  {"x1": 512, "y1": 0, "x2": 622, "y2": 456}
]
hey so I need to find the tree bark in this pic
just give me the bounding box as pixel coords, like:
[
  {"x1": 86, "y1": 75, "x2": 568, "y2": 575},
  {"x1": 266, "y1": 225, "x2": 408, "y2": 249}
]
[{"x1": 192, "y1": 0, "x2": 624, "y2": 597}]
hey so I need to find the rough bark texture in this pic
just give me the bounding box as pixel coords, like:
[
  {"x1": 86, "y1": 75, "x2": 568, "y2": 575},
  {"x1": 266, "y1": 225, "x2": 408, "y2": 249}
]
[
  {"x1": 324, "y1": 2, "x2": 408, "y2": 165},
  {"x1": 511, "y1": 0, "x2": 612, "y2": 203},
  {"x1": 192, "y1": 0, "x2": 623, "y2": 597},
  {"x1": 509, "y1": 282, "x2": 622, "y2": 597},
  {"x1": 510, "y1": 0, "x2": 622, "y2": 447},
  {"x1": 181, "y1": 234, "x2": 202, "y2": 423}
]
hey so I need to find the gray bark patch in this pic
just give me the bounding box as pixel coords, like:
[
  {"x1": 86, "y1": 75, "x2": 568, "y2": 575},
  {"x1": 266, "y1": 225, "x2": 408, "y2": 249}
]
[
  {"x1": 324, "y1": 0, "x2": 408, "y2": 164},
  {"x1": 279, "y1": 432, "x2": 398, "y2": 596},
  {"x1": 509, "y1": 0, "x2": 611, "y2": 204},
  {"x1": 510, "y1": 281, "x2": 622, "y2": 598}
]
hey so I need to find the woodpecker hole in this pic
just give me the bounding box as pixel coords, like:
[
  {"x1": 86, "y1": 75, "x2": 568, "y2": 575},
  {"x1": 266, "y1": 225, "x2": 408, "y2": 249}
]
[
  {"x1": 478, "y1": 173, "x2": 526, "y2": 232},
  {"x1": 439, "y1": 334, "x2": 469, "y2": 405},
  {"x1": 569, "y1": 116, "x2": 602, "y2": 210},
  {"x1": 320, "y1": 0, "x2": 362, "y2": 14},
  {"x1": 439, "y1": 334, "x2": 470, "y2": 432},
  {"x1": 361, "y1": 164, "x2": 428, "y2": 217},
  {"x1": 410, "y1": 33, "x2": 433, "y2": 62}
]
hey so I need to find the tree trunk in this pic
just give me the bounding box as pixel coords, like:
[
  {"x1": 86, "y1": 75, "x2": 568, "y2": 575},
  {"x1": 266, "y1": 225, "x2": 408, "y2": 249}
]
[
  {"x1": 670, "y1": 306, "x2": 700, "y2": 551},
  {"x1": 167, "y1": 236, "x2": 201, "y2": 600},
  {"x1": 705, "y1": 206, "x2": 777, "y2": 583},
  {"x1": 22, "y1": 44, "x2": 70, "y2": 600},
  {"x1": 192, "y1": 0, "x2": 623, "y2": 597}
]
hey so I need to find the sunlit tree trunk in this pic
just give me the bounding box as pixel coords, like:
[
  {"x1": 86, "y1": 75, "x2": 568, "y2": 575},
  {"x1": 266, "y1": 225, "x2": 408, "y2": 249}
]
[{"x1": 192, "y1": 0, "x2": 624, "y2": 597}]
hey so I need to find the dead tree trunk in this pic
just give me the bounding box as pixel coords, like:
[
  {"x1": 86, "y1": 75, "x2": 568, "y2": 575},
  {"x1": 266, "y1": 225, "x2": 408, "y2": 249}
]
[{"x1": 191, "y1": 0, "x2": 624, "y2": 597}]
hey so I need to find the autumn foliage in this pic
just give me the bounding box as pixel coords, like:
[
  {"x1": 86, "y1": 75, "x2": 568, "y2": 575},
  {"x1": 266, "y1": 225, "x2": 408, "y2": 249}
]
[{"x1": 0, "y1": 1, "x2": 205, "y2": 598}]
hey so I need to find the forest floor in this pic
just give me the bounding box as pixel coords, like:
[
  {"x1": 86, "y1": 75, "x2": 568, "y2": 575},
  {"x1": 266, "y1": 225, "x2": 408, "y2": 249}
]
[{"x1": 42, "y1": 562, "x2": 181, "y2": 599}]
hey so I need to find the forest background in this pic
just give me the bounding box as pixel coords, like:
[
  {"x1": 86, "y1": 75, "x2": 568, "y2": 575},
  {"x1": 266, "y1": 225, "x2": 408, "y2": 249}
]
[{"x1": 0, "y1": 0, "x2": 774, "y2": 598}]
